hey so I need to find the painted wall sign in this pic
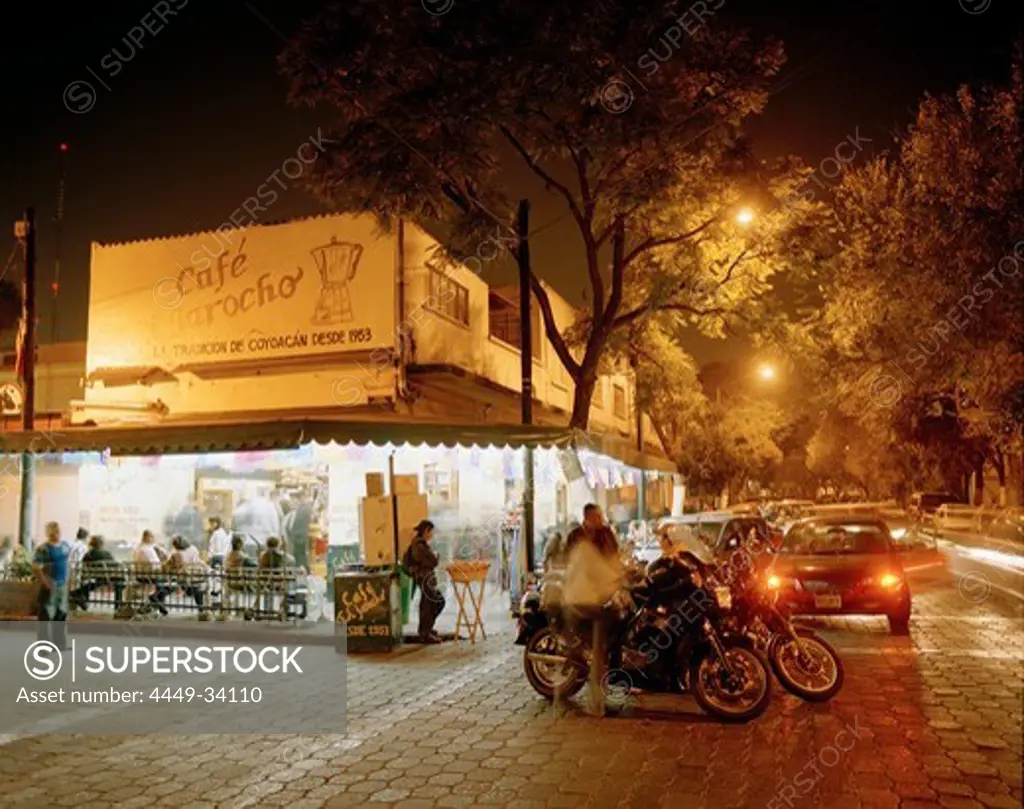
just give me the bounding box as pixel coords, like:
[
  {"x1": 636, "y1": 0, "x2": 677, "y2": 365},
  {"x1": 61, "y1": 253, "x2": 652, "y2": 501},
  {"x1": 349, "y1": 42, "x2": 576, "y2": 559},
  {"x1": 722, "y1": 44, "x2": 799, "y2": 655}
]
[{"x1": 87, "y1": 214, "x2": 396, "y2": 371}]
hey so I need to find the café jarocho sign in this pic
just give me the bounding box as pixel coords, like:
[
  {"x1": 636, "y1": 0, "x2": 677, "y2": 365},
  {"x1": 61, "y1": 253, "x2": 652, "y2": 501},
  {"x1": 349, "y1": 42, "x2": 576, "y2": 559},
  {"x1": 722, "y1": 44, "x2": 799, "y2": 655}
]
[{"x1": 87, "y1": 215, "x2": 397, "y2": 369}]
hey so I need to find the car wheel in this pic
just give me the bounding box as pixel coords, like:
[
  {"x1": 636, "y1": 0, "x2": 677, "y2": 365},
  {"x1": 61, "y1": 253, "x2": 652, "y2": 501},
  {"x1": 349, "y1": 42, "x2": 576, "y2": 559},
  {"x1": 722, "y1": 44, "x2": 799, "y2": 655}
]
[{"x1": 888, "y1": 614, "x2": 910, "y2": 635}]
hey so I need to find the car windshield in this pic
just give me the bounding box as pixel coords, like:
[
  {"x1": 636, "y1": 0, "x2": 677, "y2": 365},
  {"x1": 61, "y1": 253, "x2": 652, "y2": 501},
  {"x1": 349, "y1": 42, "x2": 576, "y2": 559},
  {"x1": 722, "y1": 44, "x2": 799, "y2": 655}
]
[
  {"x1": 692, "y1": 521, "x2": 725, "y2": 548},
  {"x1": 782, "y1": 523, "x2": 891, "y2": 555}
]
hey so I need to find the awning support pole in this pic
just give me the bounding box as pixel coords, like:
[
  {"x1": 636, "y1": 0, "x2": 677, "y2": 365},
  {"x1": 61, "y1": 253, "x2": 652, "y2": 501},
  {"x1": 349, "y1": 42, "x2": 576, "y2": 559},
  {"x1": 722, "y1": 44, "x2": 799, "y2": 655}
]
[{"x1": 18, "y1": 207, "x2": 37, "y2": 549}]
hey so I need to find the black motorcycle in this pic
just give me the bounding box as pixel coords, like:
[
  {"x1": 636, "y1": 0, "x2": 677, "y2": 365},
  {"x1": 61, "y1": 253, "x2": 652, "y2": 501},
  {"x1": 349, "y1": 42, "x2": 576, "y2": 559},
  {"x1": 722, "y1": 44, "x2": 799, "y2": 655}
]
[
  {"x1": 516, "y1": 555, "x2": 773, "y2": 722},
  {"x1": 704, "y1": 542, "x2": 844, "y2": 702}
]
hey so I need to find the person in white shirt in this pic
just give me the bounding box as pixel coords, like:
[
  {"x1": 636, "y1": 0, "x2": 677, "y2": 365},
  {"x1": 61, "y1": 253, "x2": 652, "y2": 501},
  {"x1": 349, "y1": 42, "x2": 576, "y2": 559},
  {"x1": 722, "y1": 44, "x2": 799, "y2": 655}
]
[
  {"x1": 134, "y1": 530, "x2": 169, "y2": 615},
  {"x1": 207, "y1": 517, "x2": 231, "y2": 567},
  {"x1": 67, "y1": 528, "x2": 90, "y2": 609}
]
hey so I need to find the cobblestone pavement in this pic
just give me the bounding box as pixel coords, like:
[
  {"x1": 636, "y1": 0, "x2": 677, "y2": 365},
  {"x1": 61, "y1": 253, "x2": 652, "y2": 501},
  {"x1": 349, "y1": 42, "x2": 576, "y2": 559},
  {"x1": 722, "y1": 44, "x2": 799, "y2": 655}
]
[{"x1": 0, "y1": 566, "x2": 1020, "y2": 809}]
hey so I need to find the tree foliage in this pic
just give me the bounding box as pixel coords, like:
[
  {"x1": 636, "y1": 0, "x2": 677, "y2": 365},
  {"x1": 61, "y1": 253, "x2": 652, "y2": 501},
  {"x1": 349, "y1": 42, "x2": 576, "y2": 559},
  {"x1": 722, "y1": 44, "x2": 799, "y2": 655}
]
[
  {"x1": 281, "y1": 0, "x2": 825, "y2": 427},
  {"x1": 792, "y1": 56, "x2": 1024, "y2": 499}
]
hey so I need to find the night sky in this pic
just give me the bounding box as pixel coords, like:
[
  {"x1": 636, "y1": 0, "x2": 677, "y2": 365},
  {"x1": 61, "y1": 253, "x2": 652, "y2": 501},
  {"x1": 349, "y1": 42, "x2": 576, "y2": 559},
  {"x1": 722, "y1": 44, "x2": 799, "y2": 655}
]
[{"x1": 1, "y1": 0, "x2": 1019, "y2": 362}]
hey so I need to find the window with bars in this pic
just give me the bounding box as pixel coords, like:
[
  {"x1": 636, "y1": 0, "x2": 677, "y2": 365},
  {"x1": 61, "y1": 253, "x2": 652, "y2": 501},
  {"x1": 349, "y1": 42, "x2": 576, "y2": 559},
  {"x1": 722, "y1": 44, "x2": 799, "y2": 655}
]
[
  {"x1": 426, "y1": 267, "x2": 470, "y2": 326},
  {"x1": 613, "y1": 383, "x2": 627, "y2": 419},
  {"x1": 592, "y1": 380, "x2": 605, "y2": 409}
]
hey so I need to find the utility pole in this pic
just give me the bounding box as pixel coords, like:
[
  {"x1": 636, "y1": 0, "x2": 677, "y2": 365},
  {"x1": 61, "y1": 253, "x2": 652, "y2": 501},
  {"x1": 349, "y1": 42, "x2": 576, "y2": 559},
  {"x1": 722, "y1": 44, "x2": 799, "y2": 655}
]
[
  {"x1": 517, "y1": 200, "x2": 535, "y2": 576},
  {"x1": 17, "y1": 208, "x2": 36, "y2": 549}
]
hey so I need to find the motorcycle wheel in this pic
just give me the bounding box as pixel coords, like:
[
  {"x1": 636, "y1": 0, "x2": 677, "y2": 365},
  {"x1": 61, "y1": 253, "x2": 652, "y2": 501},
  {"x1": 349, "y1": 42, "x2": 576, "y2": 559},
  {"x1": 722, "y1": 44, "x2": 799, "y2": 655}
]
[
  {"x1": 523, "y1": 626, "x2": 586, "y2": 701},
  {"x1": 768, "y1": 631, "x2": 844, "y2": 702},
  {"x1": 689, "y1": 643, "x2": 771, "y2": 723}
]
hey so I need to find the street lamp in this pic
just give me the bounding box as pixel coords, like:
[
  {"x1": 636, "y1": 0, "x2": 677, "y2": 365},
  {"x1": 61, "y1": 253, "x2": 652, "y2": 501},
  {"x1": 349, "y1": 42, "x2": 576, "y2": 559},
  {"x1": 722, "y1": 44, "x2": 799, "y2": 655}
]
[
  {"x1": 758, "y1": 364, "x2": 776, "y2": 381},
  {"x1": 735, "y1": 207, "x2": 755, "y2": 226}
]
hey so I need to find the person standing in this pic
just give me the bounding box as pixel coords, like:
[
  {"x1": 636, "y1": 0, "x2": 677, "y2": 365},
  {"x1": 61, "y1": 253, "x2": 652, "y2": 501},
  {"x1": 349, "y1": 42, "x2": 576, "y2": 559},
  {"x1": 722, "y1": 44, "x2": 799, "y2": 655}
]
[
  {"x1": 33, "y1": 522, "x2": 70, "y2": 648},
  {"x1": 67, "y1": 528, "x2": 89, "y2": 610},
  {"x1": 402, "y1": 520, "x2": 444, "y2": 643},
  {"x1": 207, "y1": 517, "x2": 231, "y2": 568}
]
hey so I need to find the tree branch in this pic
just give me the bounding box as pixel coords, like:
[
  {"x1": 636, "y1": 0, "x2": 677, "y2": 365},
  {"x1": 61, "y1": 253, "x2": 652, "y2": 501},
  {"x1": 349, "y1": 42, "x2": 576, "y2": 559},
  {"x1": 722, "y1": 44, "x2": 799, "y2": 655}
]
[
  {"x1": 530, "y1": 275, "x2": 581, "y2": 378},
  {"x1": 499, "y1": 125, "x2": 585, "y2": 230},
  {"x1": 622, "y1": 217, "x2": 720, "y2": 269}
]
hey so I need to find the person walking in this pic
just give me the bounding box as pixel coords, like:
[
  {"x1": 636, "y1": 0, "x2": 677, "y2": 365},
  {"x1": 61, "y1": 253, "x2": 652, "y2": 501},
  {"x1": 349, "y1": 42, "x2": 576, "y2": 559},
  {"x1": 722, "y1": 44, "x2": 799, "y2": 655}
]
[
  {"x1": 561, "y1": 504, "x2": 625, "y2": 716},
  {"x1": 67, "y1": 528, "x2": 89, "y2": 611},
  {"x1": 33, "y1": 522, "x2": 70, "y2": 648},
  {"x1": 402, "y1": 520, "x2": 444, "y2": 643}
]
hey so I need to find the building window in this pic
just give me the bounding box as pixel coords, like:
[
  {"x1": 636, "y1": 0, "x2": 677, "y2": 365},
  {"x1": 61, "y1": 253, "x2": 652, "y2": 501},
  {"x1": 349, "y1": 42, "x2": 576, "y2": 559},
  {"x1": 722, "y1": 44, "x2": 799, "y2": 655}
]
[
  {"x1": 592, "y1": 380, "x2": 604, "y2": 409},
  {"x1": 488, "y1": 291, "x2": 541, "y2": 360},
  {"x1": 613, "y1": 384, "x2": 627, "y2": 419},
  {"x1": 427, "y1": 267, "x2": 470, "y2": 326}
]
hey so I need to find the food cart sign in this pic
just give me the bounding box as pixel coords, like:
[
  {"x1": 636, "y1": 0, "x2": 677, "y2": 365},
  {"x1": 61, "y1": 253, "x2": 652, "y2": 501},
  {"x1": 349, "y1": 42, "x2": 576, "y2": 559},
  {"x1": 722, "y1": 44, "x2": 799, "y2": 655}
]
[{"x1": 333, "y1": 572, "x2": 400, "y2": 652}]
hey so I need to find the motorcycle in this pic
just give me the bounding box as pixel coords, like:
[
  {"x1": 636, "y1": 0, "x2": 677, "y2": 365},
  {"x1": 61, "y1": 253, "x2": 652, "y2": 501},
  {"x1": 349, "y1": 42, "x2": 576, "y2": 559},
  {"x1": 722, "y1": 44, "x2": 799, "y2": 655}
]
[
  {"x1": 705, "y1": 541, "x2": 844, "y2": 703},
  {"x1": 516, "y1": 554, "x2": 773, "y2": 722}
]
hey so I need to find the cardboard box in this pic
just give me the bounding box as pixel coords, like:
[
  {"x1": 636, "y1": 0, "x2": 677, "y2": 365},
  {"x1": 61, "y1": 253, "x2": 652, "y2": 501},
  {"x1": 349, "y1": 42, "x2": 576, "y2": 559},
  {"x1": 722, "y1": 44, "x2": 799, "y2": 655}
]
[
  {"x1": 359, "y1": 495, "x2": 395, "y2": 565},
  {"x1": 393, "y1": 474, "x2": 419, "y2": 495},
  {"x1": 365, "y1": 473, "x2": 385, "y2": 497},
  {"x1": 395, "y1": 493, "x2": 429, "y2": 556}
]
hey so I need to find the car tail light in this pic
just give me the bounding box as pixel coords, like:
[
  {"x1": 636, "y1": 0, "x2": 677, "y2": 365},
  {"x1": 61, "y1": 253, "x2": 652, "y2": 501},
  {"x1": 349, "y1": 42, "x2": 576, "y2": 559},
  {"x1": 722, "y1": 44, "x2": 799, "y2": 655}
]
[{"x1": 878, "y1": 573, "x2": 902, "y2": 589}]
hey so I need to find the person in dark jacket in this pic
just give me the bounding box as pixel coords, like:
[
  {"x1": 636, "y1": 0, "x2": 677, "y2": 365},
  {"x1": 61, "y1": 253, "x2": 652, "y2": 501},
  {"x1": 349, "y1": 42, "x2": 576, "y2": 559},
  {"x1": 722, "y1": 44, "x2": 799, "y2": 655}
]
[
  {"x1": 405, "y1": 520, "x2": 444, "y2": 643},
  {"x1": 71, "y1": 535, "x2": 124, "y2": 611},
  {"x1": 565, "y1": 504, "x2": 619, "y2": 559}
]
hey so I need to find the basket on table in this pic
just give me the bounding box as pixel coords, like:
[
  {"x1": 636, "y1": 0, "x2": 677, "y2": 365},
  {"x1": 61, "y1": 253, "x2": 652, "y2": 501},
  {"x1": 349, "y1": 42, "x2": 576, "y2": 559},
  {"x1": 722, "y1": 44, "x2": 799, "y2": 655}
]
[{"x1": 446, "y1": 560, "x2": 491, "y2": 583}]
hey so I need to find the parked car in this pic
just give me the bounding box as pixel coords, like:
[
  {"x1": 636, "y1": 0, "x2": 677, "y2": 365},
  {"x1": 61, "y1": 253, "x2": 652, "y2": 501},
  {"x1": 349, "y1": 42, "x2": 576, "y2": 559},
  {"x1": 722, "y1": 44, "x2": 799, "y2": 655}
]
[
  {"x1": 763, "y1": 499, "x2": 815, "y2": 534},
  {"x1": 766, "y1": 515, "x2": 912, "y2": 635},
  {"x1": 908, "y1": 492, "x2": 962, "y2": 526},
  {"x1": 984, "y1": 507, "x2": 1024, "y2": 549},
  {"x1": 656, "y1": 512, "x2": 773, "y2": 564},
  {"x1": 934, "y1": 503, "x2": 983, "y2": 533}
]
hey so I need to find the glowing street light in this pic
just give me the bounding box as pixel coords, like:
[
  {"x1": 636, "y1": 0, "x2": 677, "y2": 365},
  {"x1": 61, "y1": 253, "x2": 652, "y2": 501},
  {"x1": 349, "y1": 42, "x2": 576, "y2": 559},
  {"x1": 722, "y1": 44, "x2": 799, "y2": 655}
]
[
  {"x1": 735, "y1": 207, "x2": 755, "y2": 226},
  {"x1": 758, "y1": 364, "x2": 776, "y2": 381}
]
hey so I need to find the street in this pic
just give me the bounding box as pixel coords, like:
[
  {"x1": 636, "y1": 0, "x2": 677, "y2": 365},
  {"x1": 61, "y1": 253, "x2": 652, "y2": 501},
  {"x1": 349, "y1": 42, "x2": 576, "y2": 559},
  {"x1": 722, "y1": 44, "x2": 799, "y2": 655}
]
[{"x1": 0, "y1": 561, "x2": 1021, "y2": 809}]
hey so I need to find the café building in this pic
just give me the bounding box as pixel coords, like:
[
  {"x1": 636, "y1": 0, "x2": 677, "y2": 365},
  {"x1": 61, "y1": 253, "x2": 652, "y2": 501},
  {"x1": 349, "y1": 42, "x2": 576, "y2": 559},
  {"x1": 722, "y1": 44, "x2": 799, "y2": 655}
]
[{"x1": 0, "y1": 213, "x2": 678, "y2": 585}]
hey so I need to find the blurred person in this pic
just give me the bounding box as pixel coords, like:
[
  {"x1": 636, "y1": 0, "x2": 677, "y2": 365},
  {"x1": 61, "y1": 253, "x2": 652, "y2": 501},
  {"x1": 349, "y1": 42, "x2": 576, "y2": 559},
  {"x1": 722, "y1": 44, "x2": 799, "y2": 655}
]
[
  {"x1": 561, "y1": 504, "x2": 625, "y2": 715},
  {"x1": 66, "y1": 528, "x2": 89, "y2": 610},
  {"x1": 33, "y1": 522, "x2": 70, "y2": 648},
  {"x1": 284, "y1": 491, "x2": 314, "y2": 571},
  {"x1": 226, "y1": 534, "x2": 257, "y2": 570},
  {"x1": 542, "y1": 531, "x2": 566, "y2": 572},
  {"x1": 402, "y1": 520, "x2": 444, "y2": 643},
  {"x1": 207, "y1": 517, "x2": 231, "y2": 568},
  {"x1": 168, "y1": 536, "x2": 207, "y2": 608},
  {"x1": 134, "y1": 530, "x2": 170, "y2": 616},
  {"x1": 73, "y1": 536, "x2": 125, "y2": 611},
  {"x1": 0, "y1": 536, "x2": 14, "y2": 572}
]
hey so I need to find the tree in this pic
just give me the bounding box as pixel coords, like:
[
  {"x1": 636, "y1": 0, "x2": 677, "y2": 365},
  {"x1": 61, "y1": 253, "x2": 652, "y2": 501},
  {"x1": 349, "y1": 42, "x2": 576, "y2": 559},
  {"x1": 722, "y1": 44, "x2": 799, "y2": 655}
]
[
  {"x1": 793, "y1": 55, "x2": 1024, "y2": 501},
  {"x1": 634, "y1": 326, "x2": 784, "y2": 497},
  {"x1": 281, "y1": 0, "x2": 824, "y2": 427}
]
